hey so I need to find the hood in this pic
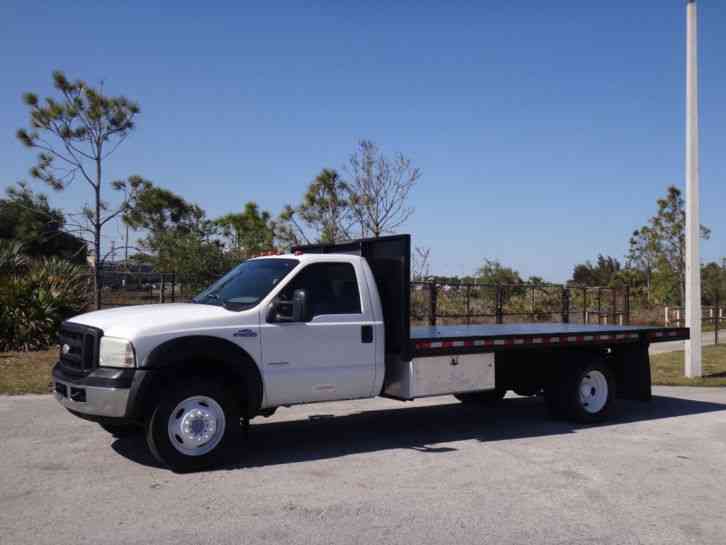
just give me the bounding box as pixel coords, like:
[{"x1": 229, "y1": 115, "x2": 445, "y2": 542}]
[{"x1": 67, "y1": 303, "x2": 252, "y2": 340}]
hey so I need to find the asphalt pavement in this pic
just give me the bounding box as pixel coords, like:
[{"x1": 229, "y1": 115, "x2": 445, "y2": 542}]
[{"x1": 2, "y1": 387, "x2": 726, "y2": 545}]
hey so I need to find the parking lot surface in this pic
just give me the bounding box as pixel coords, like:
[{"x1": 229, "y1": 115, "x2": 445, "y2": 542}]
[{"x1": 2, "y1": 387, "x2": 726, "y2": 545}]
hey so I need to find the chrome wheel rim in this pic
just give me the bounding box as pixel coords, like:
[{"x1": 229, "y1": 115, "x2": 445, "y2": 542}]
[
  {"x1": 578, "y1": 370, "x2": 608, "y2": 414},
  {"x1": 167, "y1": 395, "x2": 226, "y2": 456}
]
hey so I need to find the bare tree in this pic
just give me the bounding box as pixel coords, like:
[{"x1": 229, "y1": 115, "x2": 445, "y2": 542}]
[
  {"x1": 346, "y1": 140, "x2": 421, "y2": 238},
  {"x1": 17, "y1": 71, "x2": 141, "y2": 308}
]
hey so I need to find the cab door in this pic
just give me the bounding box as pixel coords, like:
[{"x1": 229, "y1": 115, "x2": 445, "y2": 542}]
[{"x1": 260, "y1": 261, "x2": 376, "y2": 406}]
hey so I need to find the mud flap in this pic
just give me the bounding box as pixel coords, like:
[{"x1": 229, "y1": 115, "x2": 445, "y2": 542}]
[{"x1": 613, "y1": 341, "x2": 652, "y2": 401}]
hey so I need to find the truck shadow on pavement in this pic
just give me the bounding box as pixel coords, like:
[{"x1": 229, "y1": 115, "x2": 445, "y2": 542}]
[{"x1": 111, "y1": 394, "x2": 726, "y2": 471}]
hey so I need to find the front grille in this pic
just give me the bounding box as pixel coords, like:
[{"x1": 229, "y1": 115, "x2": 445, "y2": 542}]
[{"x1": 58, "y1": 322, "x2": 102, "y2": 376}]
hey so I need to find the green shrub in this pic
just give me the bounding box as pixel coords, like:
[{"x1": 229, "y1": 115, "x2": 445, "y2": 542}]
[{"x1": 0, "y1": 241, "x2": 89, "y2": 351}]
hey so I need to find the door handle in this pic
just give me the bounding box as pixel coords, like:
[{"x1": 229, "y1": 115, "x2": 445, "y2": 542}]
[{"x1": 361, "y1": 325, "x2": 373, "y2": 344}]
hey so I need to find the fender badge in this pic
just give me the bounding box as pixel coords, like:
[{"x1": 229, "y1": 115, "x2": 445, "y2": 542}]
[{"x1": 233, "y1": 329, "x2": 258, "y2": 338}]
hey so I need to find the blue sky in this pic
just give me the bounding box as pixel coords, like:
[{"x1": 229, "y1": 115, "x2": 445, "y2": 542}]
[{"x1": 1, "y1": 1, "x2": 724, "y2": 281}]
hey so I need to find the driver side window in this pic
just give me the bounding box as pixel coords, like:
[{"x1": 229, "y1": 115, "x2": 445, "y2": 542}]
[{"x1": 280, "y1": 262, "x2": 361, "y2": 318}]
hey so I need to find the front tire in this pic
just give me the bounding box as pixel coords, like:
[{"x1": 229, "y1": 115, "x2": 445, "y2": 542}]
[{"x1": 145, "y1": 380, "x2": 241, "y2": 472}]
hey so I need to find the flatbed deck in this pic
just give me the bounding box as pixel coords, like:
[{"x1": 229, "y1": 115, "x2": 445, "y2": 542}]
[{"x1": 411, "y1": 323, "x2": 690, "y2": 356}]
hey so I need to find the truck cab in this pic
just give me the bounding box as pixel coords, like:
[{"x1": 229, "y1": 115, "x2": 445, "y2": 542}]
[{"x1": 53, "y1": 250, "x2": 389, "y2": 470}]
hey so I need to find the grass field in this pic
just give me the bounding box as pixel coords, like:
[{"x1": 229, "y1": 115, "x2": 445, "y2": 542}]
[
  {"x1": 0, "y1": 349, "x2": 57, "y2": 395},
  {"x1": 1, "y1": 345, "x2": 725, "y2": 395},
  {"x1": 650, "y1": 344, "x2": 726, "y2": 386}
]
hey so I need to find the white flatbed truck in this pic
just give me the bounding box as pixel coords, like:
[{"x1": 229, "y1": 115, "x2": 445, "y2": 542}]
[{"x1": 52, "y1": 235, "x2": 689, "y2": 471}]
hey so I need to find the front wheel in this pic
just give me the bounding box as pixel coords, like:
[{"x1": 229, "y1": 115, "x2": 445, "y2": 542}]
[{"x1": 145, "y1": 380, "x2": 242, "y2": 472}]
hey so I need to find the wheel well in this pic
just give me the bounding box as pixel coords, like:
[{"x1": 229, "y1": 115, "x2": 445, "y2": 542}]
[
  {"x1": 133, "y1": 336, "x2": 264, "y2": 420},
  {"x1": 495, "y1": 348, "x2": 609, "y2": 393}
]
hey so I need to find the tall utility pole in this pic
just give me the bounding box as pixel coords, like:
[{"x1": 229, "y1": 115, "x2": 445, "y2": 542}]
[{"x1": 685, "y1": 0, "x2": 702, "y2": 377}]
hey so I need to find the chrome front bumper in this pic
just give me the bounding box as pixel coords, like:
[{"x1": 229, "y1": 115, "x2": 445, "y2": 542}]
[{"x1": 53, "y1": 376, "x2": 131, "y2": 418}]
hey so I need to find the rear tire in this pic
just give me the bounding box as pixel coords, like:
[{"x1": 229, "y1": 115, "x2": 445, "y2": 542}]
[
  {"x1": 546, "y1": 358, "x2": 615, "y2": 423},
  {"x1": 145, "y1": 379, "x2": 242, "y2": 472},
  {"x1": 455, "y1": 388, "x2": 506, "y2": 406}
]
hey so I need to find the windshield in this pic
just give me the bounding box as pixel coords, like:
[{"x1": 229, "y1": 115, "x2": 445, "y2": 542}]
[{"x1": 193, "y1": 258, "x2": 299, "y2": 310}]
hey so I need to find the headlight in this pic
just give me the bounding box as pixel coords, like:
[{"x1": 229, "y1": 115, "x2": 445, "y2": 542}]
[{"x1": 99, "y1": 337, "x2": 136, "y2": 368}]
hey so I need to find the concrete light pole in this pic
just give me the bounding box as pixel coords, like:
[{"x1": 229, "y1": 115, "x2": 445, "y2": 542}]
[{"x1": 684, "y1": 0, "x2": 702, "y2": 377}]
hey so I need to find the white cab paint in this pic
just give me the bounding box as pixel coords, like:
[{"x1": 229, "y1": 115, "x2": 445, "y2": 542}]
[
  {"x1": 68, "y1": 302, "x2": 264, "y2": 373},
  {"x1": 260, "y1": 256, "x2": 384, "y2": 405}
]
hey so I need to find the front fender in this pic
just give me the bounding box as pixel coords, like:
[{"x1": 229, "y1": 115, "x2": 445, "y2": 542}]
[{"x1": 139, "y1": 335, "x2": 265, "y2": 417}]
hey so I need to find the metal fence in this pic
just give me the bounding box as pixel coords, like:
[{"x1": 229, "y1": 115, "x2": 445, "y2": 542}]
[
  {"x1": 665, "y1": 304, "x2": 724, "y2": 344},
  {"x1": 95, "y1": 271, "x2": 179, "y2": 308},
  {"x1": 411, "y1": 281, "x2": 634, "y2": 327}
]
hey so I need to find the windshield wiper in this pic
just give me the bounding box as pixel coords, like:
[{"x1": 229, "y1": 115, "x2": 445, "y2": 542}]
[{"x1": 193, "y1": 292, "x2": 221, "y2": 305}]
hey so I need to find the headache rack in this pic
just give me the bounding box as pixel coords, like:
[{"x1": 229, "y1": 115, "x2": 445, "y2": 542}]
[{"x1": 58, "y1": 322, "x2": 102, "y2": 376}]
